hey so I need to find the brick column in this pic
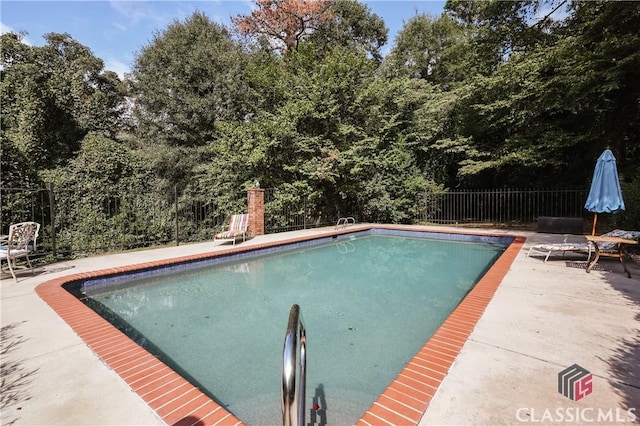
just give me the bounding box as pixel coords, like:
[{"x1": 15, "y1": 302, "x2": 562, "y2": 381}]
[{"x1": 247, "y1": 187, "x2": 265, "y2": 237}]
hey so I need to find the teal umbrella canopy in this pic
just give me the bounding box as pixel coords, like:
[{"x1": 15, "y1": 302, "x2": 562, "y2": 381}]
[
  {"x1": 584, "y1": 148, "x2": 625, "y2": 234},
  {"x1": 584, "y1": 149, "x2": 625, "y2": 213}
]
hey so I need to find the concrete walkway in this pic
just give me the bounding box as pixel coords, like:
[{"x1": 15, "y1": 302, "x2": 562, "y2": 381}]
[
  {"x1": 420, "y1": 231, "x2": 640, "y2": 425},
  {"x1": 1, "y1": 227, "x2": 639, "y2": 425}
]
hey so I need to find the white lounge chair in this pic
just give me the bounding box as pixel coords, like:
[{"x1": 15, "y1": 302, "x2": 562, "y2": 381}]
[
  {"x1": 1, "y1": 221, "x2": 40, "y2": 281},
  {"x1": 214, "y1": 214, "x2": 249, "y2": 246},
  {"x1": 528, "y1": 229, "x2": 640, "y2": 267},
  {"x1": 527, "y1": 236, "x2": 592, "y2": 263}
]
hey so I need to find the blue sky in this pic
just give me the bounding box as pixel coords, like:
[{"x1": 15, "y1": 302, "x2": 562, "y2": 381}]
[{"x1": 1, "y1": 0, "x2": 446, "y2": 78}]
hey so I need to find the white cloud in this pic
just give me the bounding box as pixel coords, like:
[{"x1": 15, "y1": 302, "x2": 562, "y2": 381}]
[
  {"x1": 0, "y1": 21, "x2": 13, "y2": 34},
  {"x1": 108, "y1": 0, "x2": 174, "y2": 26},
  {"x1": 0, "y1": 21, "x2": 33, "y2": 45},
  {"x1": 105, "y1": 58, "x2": 131, "y2": 79},
  {"x1": 111, "y1": 21, "x2": 127, "y2": 32}
]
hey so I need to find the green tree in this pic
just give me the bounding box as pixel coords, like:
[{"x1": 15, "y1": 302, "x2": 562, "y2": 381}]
[
  {"x1": 42, "y1": 133, "x2": 163, "y2": 252},
  {"x1": 1, "y1": 32, "x2": 125, "y2": 172},
  {"x1": 197, "y1": 45, "x2": 443, "y2": 224},
  {"x1": 557, "y1": 1, "x2": 640, "y2": 176},
  {"x1": 339, "y1": 77, "x2": 444, "y2": 222},
  {"x1": 381, "y1": 13, "x2": 467, "y2": 84},
  {"x1": 129, "y1": 12, "x2": 257, "y2": 196},
  {"x1": 130, "y1": 12, "x2": 254, "y2": 148},
  {"x1": 444, "y1": 0, "x2": 563, "y2": 75},
  {"x1": 433, "y1": 1, "x2": 640, "y2": 187},
  {"x1": 309, "y1": 0, "x2": 388, "y2": 62}
]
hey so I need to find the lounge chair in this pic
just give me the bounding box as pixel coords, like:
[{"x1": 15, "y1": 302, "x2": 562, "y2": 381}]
[
  {"x1": 214, "y1": 214, "x2": 249, "y2": 246},
  {"x1": 527, "y1": 236, "x2": 592, "y2": 263},
  {"x1": 0, "y1": 221, "x2": 40, "y2": 282}
]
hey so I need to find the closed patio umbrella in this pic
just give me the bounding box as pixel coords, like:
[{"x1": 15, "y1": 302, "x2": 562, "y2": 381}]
[{"x1": 584, "y1": 148, "x2": 625, "y2": 235}]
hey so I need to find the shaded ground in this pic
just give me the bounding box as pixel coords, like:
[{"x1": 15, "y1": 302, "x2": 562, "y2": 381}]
[
  {"x1": 1, "y1": 321, "x2": 39, "y2": 426},
  {"x1": 606, "y1": 268, "x2": 640, "y2": 412}
]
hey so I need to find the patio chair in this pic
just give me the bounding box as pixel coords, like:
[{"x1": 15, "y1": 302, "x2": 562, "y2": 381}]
[
  {"x1": 214, "y1": 214, "x2": 249, "y2": 246},
  {"x1": 0, "y1": 221, "x2": 41, "y2": 282},
  {"x1": 585, "y1": 229, "x2": 640, "y2": 278},
  {"x1": 527, "y1": 236, "x2": 592, "y2": 263}
]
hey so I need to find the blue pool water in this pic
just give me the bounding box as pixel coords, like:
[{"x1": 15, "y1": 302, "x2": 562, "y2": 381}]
[{"x1": 81, "y1": 231, "x2": 507, "y2": 424}]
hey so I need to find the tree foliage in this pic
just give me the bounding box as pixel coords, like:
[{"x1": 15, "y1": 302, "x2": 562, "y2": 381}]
[
  {"x1": 128, "y1": 12, "x2": 256, "y2": 195},
  {"x1": 130, "y1": 12, "x2": 252, "y2": 148},
  {"x1": 436, "y1": 1, "x2": 640, "y2": 187},
  {"x1": 309, "y1": 0, "x2": 388, "y2": 61},
  {"x1": 381, "y1": 14, "x2": 466, "y2": 83},
  {"x1": 41, "y1": 132, "x2": 163, "y2": 252},
  {"x1": 232, "y1": 0, "x2": 334, "y2": 53},
  {"x1": 444, "y1": 0, "x2": 563, "y2": 73},
  {"x1": 196, "y1": 45, "x2": 441, "y2": 223},
  {"x1": 1, "y1": 32, "x2": 125, "y2": 172},
  {"x1": 4, "y1": 0, "x2": 640, "y2": 233}
]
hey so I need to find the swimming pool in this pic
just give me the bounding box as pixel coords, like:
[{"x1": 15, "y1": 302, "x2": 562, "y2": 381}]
[
  {"x1": 36, "y1": 225, "x2": 524, "y2": 425},
  {"x1": 79, "y1": 231, "x2": 506, "y2": 424}
]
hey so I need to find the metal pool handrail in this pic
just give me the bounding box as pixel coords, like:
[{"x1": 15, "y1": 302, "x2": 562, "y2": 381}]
[
  {"x1": 335, "y1": 216, "x2": 356, "y2": 230},
  {"x1": 282, "y1": 304, "x2": 307, "y2": 426}
]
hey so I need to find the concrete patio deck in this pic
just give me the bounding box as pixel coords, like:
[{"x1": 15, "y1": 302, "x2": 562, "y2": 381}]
[{"x1": 1, "y1": 226, "x2": 639, "y2": 425}]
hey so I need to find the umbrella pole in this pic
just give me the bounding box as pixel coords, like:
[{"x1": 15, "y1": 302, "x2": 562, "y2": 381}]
[{"x1": 591, "y1": 213, "x2": 598, "y2": 235}]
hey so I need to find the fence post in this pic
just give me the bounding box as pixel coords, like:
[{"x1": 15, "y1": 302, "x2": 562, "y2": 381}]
[
  {"x1": 506, "y1": 188, "x2": 511, "y2": 224},
  {"x1": 247, "y1": 187, "x2": 265, "y2": 236},
  {"x1": 303, "y1": 196, "x2": 307, "y2": 230},
  {"x1": 48, "y1": 182, "x2": 57, "y2": 257},
  {"x1": 175, "y1": 185, "x2": 179, "y2": 246}
]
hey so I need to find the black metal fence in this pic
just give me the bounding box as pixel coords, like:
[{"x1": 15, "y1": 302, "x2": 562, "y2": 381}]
[
  {"x1": 1, "y1": 186, "x2": 231, "y2": 258},
  {"x1": 264, "y1": 188, "x2": 334, "y2": 233},
  {"x1": 1, "y1": 186, "x2": 589, "y2": 259},
  {"x1": 415, "y1": 188, "x2": 588, "y2": 226}
]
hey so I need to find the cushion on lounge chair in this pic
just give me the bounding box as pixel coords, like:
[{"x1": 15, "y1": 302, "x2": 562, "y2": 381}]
[
  {"x1": 214, "y1": 214, "x2": 249, "y2": 245},
  {"x1": 528, "y1": 229, "x2": 640, "y2": 263},
  {"x1": 596, "y1": 229, "x2": 640, "y2": 250},
  {"x1": 527, "y1": 240, "x2": 591, "y2": 263}
]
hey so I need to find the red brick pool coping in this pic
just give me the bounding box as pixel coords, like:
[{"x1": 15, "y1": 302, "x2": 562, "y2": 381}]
[{"x1": 36, "y1": 226, "x2": 525, "y2": 426}]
